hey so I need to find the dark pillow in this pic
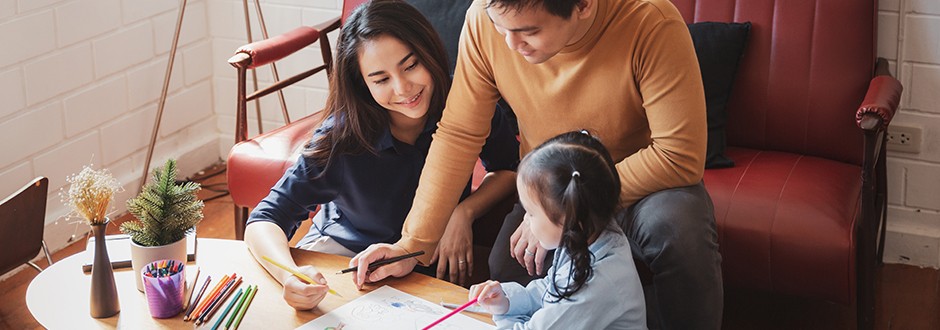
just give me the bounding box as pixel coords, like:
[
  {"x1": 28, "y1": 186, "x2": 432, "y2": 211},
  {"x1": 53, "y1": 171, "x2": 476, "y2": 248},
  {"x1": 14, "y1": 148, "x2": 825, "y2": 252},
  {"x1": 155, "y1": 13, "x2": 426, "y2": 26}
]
[
  {"x1": 404, "y1": 0, "x2": 472, "y2": 76},
  {"x1": 688, "y1": 22, "x2": 751, "y2": 169}
]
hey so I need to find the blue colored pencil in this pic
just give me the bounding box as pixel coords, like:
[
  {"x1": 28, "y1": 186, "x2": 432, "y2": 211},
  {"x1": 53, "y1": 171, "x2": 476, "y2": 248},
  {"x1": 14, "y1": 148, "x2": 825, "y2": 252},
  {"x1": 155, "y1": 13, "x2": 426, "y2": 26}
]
[{"x1": 210, "y1": 288, "x2": 244, "y2": 330}]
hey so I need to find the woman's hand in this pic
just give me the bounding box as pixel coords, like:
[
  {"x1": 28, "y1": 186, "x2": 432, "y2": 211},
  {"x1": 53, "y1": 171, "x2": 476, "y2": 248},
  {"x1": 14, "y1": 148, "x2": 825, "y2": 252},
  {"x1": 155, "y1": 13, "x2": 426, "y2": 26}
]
[
  {"x1": 432, "y1": 207, "x2": 474, "y2": 286},
  {"x1": 469, "y1": 280, "x2": 509, "y2": 315},
  {"x1": 281, "y1": 265, "x2": 329, "y2": 310},
  {"x1": 349, "y1": 243, "x2": 418, "y2": 289},
  {"x1": 509, "y1": 217, "x2": 549, "y2": 276}
]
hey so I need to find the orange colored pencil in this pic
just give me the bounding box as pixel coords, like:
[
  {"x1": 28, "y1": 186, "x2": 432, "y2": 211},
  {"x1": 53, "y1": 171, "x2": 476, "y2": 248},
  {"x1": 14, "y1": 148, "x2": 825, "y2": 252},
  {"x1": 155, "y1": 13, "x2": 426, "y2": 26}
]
[
  {"x1": 186, "y1": 274, "x2": 231, "y2": 321},
  {"x1": 197, "y1": 276, "x2": 243, "y2": 325}
]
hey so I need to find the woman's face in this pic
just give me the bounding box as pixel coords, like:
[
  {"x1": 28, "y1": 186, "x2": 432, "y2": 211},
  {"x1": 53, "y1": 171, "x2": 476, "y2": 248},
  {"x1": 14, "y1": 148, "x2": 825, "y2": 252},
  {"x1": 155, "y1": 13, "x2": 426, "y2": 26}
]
[
  {"x1": 517, "y1": 177, "x2": 564, "y2": 250},
  {"x1": 357, "y1": 34, "x2": 434, "y2": 122}
]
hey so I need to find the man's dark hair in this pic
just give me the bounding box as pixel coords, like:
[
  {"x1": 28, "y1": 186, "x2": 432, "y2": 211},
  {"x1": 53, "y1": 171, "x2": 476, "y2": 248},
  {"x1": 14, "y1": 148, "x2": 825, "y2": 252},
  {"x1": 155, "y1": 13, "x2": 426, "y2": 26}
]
[{"x1": 486, "y1": 0, "x2": 582, "y2": 20}]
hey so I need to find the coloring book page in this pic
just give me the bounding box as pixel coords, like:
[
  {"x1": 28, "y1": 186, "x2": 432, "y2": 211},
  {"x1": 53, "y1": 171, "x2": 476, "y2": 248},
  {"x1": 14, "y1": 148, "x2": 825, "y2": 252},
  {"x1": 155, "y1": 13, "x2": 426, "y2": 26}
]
[{"x1": 297, "y1": 285, "x2": 494, "y2": 330}]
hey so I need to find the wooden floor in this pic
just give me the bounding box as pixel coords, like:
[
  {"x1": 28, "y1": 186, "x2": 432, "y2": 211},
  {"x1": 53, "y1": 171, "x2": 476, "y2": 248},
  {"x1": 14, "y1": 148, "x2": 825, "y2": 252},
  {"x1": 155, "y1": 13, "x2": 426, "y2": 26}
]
[{"x1": 1, "y1": 164, "x2": 937, "y2": 329}]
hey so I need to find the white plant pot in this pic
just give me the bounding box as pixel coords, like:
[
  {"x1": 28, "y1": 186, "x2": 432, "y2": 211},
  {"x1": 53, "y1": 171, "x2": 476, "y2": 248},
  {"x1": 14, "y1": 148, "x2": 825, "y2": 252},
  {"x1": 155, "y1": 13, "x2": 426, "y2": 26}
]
[{"x1": 130, "y1": 237, "x2": 187, "y2": 292}]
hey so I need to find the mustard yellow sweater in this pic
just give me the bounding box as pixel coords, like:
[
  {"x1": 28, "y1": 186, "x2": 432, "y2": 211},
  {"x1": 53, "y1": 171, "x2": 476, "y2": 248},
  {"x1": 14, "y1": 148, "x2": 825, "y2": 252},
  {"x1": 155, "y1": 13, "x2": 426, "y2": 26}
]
[{"x1": 400, "y1": 0, "x2": 706, "y2": 263}]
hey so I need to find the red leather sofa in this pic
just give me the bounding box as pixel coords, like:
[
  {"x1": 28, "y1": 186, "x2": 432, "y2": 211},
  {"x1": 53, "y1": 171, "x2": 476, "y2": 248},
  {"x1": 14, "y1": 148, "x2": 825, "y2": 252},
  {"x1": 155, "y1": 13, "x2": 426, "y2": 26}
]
[
  {"x1": 673, "y1": 1, "x2": 901, "y2": 328},
  {"x1": 226, "y1": 1, "x2": 901, "y2": 328}
]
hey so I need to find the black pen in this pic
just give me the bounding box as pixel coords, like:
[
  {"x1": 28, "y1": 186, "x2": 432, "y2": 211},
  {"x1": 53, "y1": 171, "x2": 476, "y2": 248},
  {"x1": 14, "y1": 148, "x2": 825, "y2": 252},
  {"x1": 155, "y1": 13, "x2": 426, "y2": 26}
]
[{"x1": 336, "y1": 251, "x2": 425, "y2": 274}]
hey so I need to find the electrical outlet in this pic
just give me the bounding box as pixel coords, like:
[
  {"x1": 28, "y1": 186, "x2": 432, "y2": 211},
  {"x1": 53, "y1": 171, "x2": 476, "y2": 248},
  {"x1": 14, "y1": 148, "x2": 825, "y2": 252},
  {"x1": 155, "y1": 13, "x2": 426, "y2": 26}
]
[{"x1": 886, "y1": 125, "x2": 922, "y2": 153}]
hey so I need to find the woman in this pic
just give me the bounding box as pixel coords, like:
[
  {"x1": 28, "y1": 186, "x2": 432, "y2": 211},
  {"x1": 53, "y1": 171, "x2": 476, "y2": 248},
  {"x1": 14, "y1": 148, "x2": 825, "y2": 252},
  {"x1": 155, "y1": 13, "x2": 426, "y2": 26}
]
[{"x1": 244, "y1": 0, "x2": 519, "y2": 310}]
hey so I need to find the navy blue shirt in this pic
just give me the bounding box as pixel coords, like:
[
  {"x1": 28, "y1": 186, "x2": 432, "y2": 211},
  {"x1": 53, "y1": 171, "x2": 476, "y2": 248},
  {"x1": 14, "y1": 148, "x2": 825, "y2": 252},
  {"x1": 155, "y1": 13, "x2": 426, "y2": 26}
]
[{"x1": 247, "y1": 107, "x2": 519, "y2": 253}]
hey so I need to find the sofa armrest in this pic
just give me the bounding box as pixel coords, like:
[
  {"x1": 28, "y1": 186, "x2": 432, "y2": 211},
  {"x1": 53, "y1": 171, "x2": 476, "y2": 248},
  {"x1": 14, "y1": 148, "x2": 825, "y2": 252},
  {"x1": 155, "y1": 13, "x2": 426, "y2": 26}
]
[
  {"x1": 856, "y1": 58, "x2": 902, "y2": 131},
  {"x1": 228, "y1": 17, "x2": 340, "y2": 69}
]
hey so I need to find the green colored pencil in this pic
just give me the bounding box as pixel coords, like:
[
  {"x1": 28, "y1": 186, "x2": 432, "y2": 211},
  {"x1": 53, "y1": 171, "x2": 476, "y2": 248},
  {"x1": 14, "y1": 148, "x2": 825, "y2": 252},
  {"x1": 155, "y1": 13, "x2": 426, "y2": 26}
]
[
  {"x1": 231, "y1": 285, "x2": 258, "y2": 330},
  {"x1": 225, "y1": 285, "x2": 251, "y2": 329},
  {"x1": 211, "y1": 288, "x2": 243, "y2": 330}
]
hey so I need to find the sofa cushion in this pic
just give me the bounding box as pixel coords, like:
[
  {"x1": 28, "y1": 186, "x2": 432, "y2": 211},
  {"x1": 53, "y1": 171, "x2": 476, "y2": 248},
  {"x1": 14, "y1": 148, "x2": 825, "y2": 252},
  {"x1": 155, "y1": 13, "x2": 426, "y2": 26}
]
[
  {"x1": 689, "y1": 22, "x2": 751, "y2": 169},
  {"x1": 703, "y1": 147, "x2": 861, "y2": 304},
  {"x1": 405, "y1": 0, "x2": 472, "y2": 75}
]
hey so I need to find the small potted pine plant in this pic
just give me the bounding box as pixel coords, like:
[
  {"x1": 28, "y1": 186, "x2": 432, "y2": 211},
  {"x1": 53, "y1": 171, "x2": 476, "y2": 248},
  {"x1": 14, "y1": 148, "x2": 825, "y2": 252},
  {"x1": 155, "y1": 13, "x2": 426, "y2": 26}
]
[{"x1": 121, "y1": 158, "x2": 204, "y2": 291}]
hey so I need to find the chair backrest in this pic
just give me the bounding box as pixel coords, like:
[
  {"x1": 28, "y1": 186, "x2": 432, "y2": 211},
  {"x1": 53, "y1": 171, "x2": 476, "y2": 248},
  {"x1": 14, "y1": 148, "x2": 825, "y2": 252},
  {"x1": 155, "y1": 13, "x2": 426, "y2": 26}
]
[
  {"x1": 671, "y1": 0, "x2": 876, "y2": 165},
  {"x1": 341, "y1": 0, "x2": 369, "y2": 24},
  {"x1": 0, "y1": 177, "x2": 48, "y2": 276}
]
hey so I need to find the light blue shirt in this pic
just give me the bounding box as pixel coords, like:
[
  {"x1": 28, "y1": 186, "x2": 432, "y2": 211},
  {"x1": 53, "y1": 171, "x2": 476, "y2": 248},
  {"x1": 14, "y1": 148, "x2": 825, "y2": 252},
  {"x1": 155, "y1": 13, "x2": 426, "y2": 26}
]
[{"x1": 494, "y1": 226, "x2": 647, "y2": 329}]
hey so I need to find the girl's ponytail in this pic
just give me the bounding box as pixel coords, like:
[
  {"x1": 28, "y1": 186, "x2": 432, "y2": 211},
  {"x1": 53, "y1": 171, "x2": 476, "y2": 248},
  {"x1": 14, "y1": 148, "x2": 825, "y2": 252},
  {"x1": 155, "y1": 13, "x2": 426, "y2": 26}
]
[{"x1": 547, "y1": 169, "x2": 595, "y2": 302}]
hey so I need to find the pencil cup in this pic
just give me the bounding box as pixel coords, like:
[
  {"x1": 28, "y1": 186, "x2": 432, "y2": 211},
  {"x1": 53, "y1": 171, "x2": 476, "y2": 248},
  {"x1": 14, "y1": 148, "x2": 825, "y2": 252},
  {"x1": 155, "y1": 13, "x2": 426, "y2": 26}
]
[{"x1": 141, "y1": 259, "x2": 186, "y2": 318}]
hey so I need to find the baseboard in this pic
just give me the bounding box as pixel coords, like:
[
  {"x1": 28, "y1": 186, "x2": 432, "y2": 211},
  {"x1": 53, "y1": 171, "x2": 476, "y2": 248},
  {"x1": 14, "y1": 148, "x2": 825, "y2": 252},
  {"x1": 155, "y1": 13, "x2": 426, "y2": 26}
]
[{"x1": 882, "y1": 223, "x2": 940, "y2": 269}]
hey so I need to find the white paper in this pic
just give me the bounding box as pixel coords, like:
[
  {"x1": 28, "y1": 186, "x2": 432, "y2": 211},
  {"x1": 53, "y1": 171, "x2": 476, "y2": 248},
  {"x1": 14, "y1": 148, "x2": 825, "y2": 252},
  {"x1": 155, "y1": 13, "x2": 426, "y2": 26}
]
[{"x1": 298, "y1": 286, "x2": 494, "y2": 330}]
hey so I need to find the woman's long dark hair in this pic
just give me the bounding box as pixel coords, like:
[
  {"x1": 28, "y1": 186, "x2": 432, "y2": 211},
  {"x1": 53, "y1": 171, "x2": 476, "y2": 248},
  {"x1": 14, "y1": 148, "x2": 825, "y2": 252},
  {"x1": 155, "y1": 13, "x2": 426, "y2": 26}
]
[
  {"x1": 517, "y1": 131, "x2": 620, "y2": 302},
  {"x1": 305, "y1": 0, "x2": 451, "y2": 168}
]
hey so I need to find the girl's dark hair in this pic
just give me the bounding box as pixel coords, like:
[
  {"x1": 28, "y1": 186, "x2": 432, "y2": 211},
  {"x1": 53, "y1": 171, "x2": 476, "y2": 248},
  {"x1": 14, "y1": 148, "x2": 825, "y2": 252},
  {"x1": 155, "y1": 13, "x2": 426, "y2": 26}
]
[
  {"x1": 305, "y1": 0, "x2": 450, "y2": 167},
  {"x1": 517, "y1": 130, "x2": 620, "y2": 301}
]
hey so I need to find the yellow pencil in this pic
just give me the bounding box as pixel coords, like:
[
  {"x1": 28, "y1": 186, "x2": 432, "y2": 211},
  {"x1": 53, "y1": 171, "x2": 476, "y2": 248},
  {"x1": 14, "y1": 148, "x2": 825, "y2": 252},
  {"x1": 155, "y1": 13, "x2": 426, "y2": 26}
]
[{"x1": 261, "y1": 255, "x2": 341, "y2": 297}]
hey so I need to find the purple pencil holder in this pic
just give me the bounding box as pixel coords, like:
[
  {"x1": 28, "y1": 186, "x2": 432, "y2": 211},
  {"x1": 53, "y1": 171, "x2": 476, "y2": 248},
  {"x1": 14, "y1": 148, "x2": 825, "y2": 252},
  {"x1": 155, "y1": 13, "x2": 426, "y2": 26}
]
[{"x1": 141, "y1": 259, "x2": 186, "y2": 319}]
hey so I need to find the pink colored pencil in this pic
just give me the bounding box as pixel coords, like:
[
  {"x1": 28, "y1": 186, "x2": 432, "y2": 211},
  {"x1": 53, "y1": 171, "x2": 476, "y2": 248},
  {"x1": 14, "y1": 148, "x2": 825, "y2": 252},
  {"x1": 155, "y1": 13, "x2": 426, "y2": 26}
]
[{"x1": 422, "y1": 297, "x2": 478, "y2": 330}]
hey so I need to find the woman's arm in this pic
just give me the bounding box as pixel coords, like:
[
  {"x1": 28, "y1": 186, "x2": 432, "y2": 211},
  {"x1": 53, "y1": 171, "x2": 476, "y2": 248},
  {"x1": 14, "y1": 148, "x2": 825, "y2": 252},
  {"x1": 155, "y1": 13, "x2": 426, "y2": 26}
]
[
  {"x1": 436, "y1": 170, "x2": 516, "y2": 285},
  {"x1": 243, "y1": 156, "x2": 339, "y2": 310}
]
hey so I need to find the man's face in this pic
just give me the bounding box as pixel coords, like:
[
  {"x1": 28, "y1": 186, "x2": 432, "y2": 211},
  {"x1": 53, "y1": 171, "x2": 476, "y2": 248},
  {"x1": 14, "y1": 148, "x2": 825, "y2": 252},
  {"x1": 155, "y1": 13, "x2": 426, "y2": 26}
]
[{"x1": 486, "y1": 3, "x2": 584, "y2": 64}]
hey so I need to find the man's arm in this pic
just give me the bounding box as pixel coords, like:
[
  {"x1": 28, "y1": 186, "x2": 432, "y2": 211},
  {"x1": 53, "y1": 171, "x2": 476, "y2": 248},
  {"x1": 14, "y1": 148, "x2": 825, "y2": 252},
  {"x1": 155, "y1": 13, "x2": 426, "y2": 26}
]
[
  {"x1": 616, "y1": 17, "x2": 708, "y2": 206},
  {"x1": 397, "y1": 3, "x2": 503, "y2": 264}
]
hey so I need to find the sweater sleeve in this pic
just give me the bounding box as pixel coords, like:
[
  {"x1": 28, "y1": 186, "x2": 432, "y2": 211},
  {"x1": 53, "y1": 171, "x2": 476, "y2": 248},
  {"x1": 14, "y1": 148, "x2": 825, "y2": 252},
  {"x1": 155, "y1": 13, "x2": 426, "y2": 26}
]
[
  {"x1": 615, "y1": 17, "x2": 707, "y2": 206},
  {"x1": 396, "y1": 2, "x2": 503, "y2": 262}
]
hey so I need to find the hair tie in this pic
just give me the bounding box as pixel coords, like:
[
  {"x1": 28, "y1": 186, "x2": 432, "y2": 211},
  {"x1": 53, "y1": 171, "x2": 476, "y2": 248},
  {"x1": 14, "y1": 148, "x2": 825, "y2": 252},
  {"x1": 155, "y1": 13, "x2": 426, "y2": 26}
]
[
  {"x1": 579, "y1": 129, "x2": 590, "y2": 136},
  {"x1": 572, "y1": 170, "x2": 580, "y2": 178}
]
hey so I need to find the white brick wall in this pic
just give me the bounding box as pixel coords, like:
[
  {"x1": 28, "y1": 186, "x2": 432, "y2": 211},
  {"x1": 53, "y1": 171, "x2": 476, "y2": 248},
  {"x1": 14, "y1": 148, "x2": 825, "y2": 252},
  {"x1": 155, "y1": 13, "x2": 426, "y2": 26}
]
[
  {"x1": 881, "y1": 0, "x2": 940, "y2": 268},
  {"x1": 0, "y1": 0, "x2": 217, "y2": 261}
]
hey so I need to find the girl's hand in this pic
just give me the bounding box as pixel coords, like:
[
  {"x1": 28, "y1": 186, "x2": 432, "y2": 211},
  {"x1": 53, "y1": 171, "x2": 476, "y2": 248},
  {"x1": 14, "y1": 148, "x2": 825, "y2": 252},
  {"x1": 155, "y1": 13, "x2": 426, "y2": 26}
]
[
  {"x1": 509, "y1": 217, "x2": 549, "y2": 276},
  {"x1": 432, "y1": 207, "x2": 474, "y2": 286},
  {"x1": 281, "y1": 265, "x2": 329, "y2": 310},
  {"x1": 468, "y1": 280, "x2": 509, "y2": 315}
]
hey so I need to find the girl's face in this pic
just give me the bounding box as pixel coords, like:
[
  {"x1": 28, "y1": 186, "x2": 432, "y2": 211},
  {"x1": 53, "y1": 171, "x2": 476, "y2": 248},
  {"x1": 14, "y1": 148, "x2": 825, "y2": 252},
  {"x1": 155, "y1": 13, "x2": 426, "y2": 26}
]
[
  {"x1": 358, "y1": 34, "x2": 434, "y2": 123},
  {"x1": 517, "y1": 177, "x2": 564, "y2": 250}
]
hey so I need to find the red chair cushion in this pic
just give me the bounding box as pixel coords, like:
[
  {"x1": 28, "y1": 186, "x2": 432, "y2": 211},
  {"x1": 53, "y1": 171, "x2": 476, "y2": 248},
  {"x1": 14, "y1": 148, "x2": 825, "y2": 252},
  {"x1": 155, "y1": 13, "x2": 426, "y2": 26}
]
[
  {"x1": 228, "y1": 113, "x2": 323, "y2": 208},
  {"x1": 703, "y1": 147, "x2": 861, "y2": 304}
]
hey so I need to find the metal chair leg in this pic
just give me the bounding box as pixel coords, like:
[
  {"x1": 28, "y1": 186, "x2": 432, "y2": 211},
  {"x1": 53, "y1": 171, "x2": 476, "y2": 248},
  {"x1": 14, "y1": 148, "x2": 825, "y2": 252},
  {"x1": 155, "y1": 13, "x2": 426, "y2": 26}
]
[
  {"x1": 41, "y1": 240, "x2": 52, "y2": 266},
  {"x1": 27, "y1": 262, "x2": 42, "y2": 272}
]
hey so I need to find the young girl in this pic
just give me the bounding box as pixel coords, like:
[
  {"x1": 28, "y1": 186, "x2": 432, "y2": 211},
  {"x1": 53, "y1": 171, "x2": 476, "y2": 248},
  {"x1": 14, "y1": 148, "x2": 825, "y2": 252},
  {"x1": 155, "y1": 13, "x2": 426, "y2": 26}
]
[
  {"x1": 245, "y1": 0, "x2": 518, "y2": 310},
  {"x1": 469, "y1": 131, "x2": 646, "y2": 329}
]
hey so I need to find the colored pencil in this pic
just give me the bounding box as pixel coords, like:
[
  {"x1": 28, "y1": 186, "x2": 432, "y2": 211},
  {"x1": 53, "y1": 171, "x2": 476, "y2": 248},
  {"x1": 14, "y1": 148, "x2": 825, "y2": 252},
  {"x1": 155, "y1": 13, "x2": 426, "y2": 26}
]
[
  {"x1": 183, "y1": 275, "x2": 211, "y2": 318},
  {"x1": 422, "y1": 297, "x2": 478, "y2": 330},
  {"x1": 210, "y1": 288, "x2": 244, "y2": 330},
  {"x1": 231, "y1": 285, "x2": 258, "y2": 330},
  {"x1": 197, "y1": 276, "x2": 242, "y2": 325},
  {"x1": 335, "y1": 251, "x2": 425, "y2": 274},
  {"x1": 440, "y1": 301, "x2": 489, "y2": 314},
  {"x1": 193, "y1": 275, "x2": 235, "y2": 324},
  {"x1": 186, "y1": 274, "x2": 230, "y2": 321},
  {"x1": 225, "y1": 285, "x2": 252, "y2": 329},
  {"x1": 261, "y1": 256, "x2": 341, "y2": 297},
  {"x1": 182, "y1": 267, "x2": 200, "y2": 310}
]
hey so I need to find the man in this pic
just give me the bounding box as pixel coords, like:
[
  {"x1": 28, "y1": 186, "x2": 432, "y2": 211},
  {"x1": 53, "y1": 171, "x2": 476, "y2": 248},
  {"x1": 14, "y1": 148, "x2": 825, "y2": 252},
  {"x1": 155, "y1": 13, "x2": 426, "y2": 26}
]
[{"x1": 351, "y1": 0, "x2": 722, "y2": 328}]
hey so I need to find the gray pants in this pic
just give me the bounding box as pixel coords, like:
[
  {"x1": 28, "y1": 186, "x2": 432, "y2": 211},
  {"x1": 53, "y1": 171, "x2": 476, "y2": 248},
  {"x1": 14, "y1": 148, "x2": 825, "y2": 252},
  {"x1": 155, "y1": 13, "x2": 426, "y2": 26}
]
[{"x1": 488, "y1": 182, "x2": 723, "y2": 330}]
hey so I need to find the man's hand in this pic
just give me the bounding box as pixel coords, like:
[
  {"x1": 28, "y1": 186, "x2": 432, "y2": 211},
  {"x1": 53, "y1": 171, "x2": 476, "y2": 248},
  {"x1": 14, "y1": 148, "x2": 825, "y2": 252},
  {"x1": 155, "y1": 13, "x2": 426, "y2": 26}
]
[
  {"x1": 509, "y1": 217, "x2": 549, "y2": 276},
  {"x1": 469, "y1": 280, "x2": 510, "y2": 315},
  {"x1": 281, "y1": 265, "x2": 329, "y2": 310},
  {"x1": 349, "y1": 243, "x2": 418, "y2": 289},
  {"x1": 432, "y1": 208, "x2": 474, "y2": 286}
]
